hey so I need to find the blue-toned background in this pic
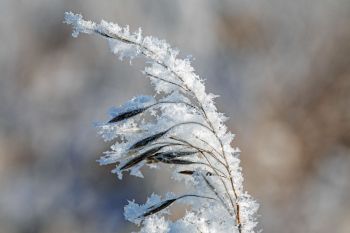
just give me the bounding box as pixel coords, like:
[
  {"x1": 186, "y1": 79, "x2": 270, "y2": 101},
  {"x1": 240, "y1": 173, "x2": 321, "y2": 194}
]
[{"x1": 1, "y1": 1, "x2": 350, "y2": 232}]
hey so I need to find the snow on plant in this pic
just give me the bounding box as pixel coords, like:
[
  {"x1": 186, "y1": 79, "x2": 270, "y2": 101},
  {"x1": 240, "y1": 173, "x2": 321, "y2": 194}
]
[{"x1": 64, "y1": 12, "x2": 259, "y2": 233}]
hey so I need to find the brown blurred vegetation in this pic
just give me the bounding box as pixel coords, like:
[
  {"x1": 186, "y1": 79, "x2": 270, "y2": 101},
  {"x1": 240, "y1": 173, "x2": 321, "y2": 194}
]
[{"x1": 0, "y1": 0, "x2": 349, "y2": 233}]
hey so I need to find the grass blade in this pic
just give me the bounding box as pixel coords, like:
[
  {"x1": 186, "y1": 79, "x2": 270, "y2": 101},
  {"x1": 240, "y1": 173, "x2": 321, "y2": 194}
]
[
  {"x1": 142, "y1": 198, "x2": 177, "y2": 217},
  {"x1": 129, "y1": 130, "x2": 168, "y2": 150},
  {"x1": 108, "y1": 108, "x2": 146, "y2": 123},
  {"x1": 157, "y1": 151, "x2": 197, "y2": 159},
  {"x1": 120, "y1": 146, "x2": 165, "y2": 170},
  {"x1": 153, "y1": 156, "x2": 197, "y2": 165},
  {"x1": 179, "y1": 170, "x2": 213, "y2": 176},
  {"x1": 141, "y1": 194, "x2": 215, "y2": 218}
]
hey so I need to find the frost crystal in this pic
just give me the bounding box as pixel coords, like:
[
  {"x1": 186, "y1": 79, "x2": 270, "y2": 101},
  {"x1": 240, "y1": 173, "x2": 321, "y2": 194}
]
[{"x1": 65, "y1": 12, "x2": 259, "y2": 233}]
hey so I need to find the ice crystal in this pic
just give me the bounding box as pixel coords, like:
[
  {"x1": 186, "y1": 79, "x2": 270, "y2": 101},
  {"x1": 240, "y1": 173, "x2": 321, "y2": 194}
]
[{"x1": 65, "y1": 12, "x2": 259, "y2": 233}]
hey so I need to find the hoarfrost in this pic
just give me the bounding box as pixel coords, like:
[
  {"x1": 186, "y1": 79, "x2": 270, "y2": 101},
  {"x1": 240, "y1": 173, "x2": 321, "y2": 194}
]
[{"x1": 65, "y1": 12, "x2": 259, "y2": 233}]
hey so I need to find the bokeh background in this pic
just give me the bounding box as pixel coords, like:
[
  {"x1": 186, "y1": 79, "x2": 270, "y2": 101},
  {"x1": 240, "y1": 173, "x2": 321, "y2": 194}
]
[{"x1": 1, "y1": 0, "x2": 350, "y2": 232}]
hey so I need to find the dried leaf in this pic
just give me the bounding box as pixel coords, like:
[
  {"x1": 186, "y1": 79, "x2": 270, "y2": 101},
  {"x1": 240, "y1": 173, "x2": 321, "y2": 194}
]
[
  {"x1": 158, "y1": 151, "x2": 197, "y2": 159},
  {"x1": 120, "y1": 146, "x2": 165, "y2": 170},
  {"x1": 153, "y1": 156, "x2": 197, "y2": 165},
  {"x1": 129, "y1": 130, "x2": 168, "y2": 150},
  {"x1": 178, "y1": 170, "x2": 195, "y2": 175},
  {"x1": 179, "y1": 170, "x2": 213, "y2": 176},
  {"x1": 202, "y1": 174, "x2": 216, "y2": 192},
  {"x1": 108, "y1": 108, "x2": 146, "y2": 123},
  {"x1": 141, "y1": 194, "x2": 215, "y2": 218},
  {"x1": 142, "y1": 198, "x2": 177, "y2": 217},
  {"x1": 168, "y1": 159, "x2": 196, "y2": 164}
]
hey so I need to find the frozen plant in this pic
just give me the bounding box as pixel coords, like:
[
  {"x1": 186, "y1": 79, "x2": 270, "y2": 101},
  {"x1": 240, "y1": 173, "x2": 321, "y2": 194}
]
[{"x1": 64, "y1": 12, "x2": 259, "y2": 233}]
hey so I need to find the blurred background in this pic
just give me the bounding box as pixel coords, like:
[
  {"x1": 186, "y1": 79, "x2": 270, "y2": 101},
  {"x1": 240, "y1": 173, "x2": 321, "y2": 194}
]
[{"x1": 1, "y1": 0, "x2": 350, "y2": 232}]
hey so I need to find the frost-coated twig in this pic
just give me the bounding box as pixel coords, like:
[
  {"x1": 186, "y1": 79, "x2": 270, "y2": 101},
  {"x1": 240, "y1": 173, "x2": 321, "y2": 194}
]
[{"x1": 64, "y1": 12, "x2": 259, "y2": 233}]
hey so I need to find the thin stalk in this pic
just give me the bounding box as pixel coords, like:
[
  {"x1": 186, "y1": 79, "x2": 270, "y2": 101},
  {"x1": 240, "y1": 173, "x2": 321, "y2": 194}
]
[
  {"x1": 145, "y1": 72, "x2": 190, "y2": 93},
  {"x1": 169, "y1": 136, "x2": 227, "y2": 171},
  {"x1": 147, "y1": 100, "x2": 200, "y2": 113},
  {"x1": 193, "y1": 135, "x2": 224, "y2": 161},
  {"x1": 200, "y1": 171, "x2": 234, "y2": 216},
  {"x1": 148, "y1": 140, "x2": 226, "y2": 176},
  {"x1": 169, "y1": 137, "x2": 235, "y2": 214}
]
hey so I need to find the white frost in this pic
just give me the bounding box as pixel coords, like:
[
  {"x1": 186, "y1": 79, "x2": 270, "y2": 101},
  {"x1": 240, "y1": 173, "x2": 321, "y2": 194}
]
[{"x1": 65, "y1": 12, "x2": 259, "y2": 233}]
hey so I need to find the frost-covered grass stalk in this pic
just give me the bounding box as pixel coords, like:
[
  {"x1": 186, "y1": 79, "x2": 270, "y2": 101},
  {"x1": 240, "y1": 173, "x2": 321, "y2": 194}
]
[{"x1": 64, "y1": 12, "x2": 259, "y2": 233}]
